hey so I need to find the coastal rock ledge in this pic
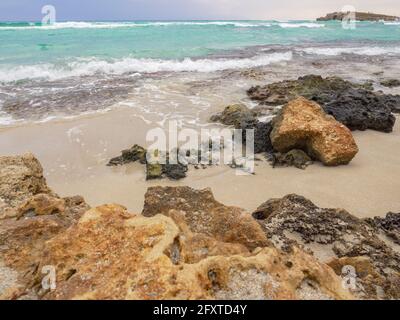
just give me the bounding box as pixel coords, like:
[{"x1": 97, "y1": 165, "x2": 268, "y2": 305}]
[{"x1": 1, "y1": 154, "x2": 399, "y2": 300}]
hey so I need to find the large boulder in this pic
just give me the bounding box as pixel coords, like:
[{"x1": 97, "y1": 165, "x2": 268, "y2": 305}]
[
  {"x1": 252, "y1": 194, "x2": 400, "y2": 299},
  {"x1": 247, "y1": 75, "x2": 399, "y2": 132},
  {"x1": 270, "y1": 97, "x2": 359, "y2": 166}
]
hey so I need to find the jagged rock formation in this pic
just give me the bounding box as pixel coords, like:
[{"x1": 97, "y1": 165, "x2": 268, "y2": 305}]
[
  {"x1": 270, "y1": 97, "x2": 359, "y2": 166},
  {"x1": 317, "y1": 12, "x2": 399, "y2": 21},
  {"x1": 247, "y1": 75, "x2": 399, "y2": 132},
  {"x1": 365, "y1": 212, "x2": 400, "y2": 245},
  {"x1": 37, "y1": 203, "x2": 352, "y2": 300},
  {"x1": 0, "y1": 156, "x2": 355, "y2": 300},
  {"x1": 2, "y1": 154, "x2": 400, "y2": 300},
  {"x1": 252, "y1": 194, "x2": 400, "y2": 299}
]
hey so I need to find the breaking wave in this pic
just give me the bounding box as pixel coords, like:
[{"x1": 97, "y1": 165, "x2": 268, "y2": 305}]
[
  {"x1": 0, "y1": 52, "x2": 293, "y2": 82},
  {"x1": 299, "y1": 46, "x2": 400, "y2": 56},
  {"x1": 0, "y1": 21, "x2": 327, "y2": 30},
  {"x1": 278, "y1": 22, "x2": 325, "y2": 28}
]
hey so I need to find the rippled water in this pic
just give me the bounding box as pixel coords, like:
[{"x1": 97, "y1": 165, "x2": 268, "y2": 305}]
[{"x1": 0, "y1": 20, "x2": 400, "y2": 126}]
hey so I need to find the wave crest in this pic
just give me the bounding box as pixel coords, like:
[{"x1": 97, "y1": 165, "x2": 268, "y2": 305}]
[
  {"x1": 299, "y1": 46, "x2": 400, "y2": 56},
  {"x1": 0, "y1": 52, "x2": 293, "y2": 82},
  {"x1": 0, "y1": 21, "x2": 327, "y2": 30}
]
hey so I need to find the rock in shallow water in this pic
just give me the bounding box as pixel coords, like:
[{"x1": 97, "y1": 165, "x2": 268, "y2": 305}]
[
  {"x1": 107, "y1": 144, "x2": 147, "y2": 166},
  {"x1": 247, "y1": 75, "x2": 399, "y2": 132},
  {"x1": 270, "y1": 97, "x2": 359, "y2": 166}
]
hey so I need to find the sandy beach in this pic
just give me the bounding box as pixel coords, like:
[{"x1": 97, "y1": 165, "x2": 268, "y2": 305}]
[{"x1": 1, "y1": 105, "x2": 399, "y2": 218}]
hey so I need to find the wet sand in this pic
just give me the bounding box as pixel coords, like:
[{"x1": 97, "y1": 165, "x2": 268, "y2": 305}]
[{"x1": 0, "y1": 107, "x2": 399, "y2": 218}]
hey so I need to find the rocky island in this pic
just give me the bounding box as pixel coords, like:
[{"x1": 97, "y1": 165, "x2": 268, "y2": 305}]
[{"x1": 317, "y1": 11, "x2": 399, "y2": 21}]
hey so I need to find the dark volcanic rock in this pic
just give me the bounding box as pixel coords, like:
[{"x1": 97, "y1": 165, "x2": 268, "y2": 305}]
[
  {"x1": 382, "y1": 94, "x2": 400, "y2": 114},
  {"x1": 321, "y1": 88, "x2": 396, "y2": 132},
  {"x1": 107, "y1": 144, "x2": 147, "y2": 166},
  {"x1": 210, "y1": 104, "x2": 273, "y2": 154},
  {"x1": 380, "y1": 79, "x2": 400, "y2": 88},
  {"x1": 252, "y1": 194, "x2": 400, "y2": 299},
  {"x1": 247, "y1": 75, "x2": 365, "y2": 105},
  {"x1": 271, "y1": 149, "x2": 312, "y2": 170},
  {"x1": 163, "y1": 163, "x2": 188, "y2": 180},
  {"x1": 240, "y1": 118, "x2": 273, "y2": 154},
  {"x1": 146, "y1": 158, "x2": 188, "y2": 181},
  {"x1": 365, "y1": 212, "x2": 400, "y2": 245},
  {"x1": 247, "y1": 75, "x2": 398, "y2": 132},
  {"x1": 108, "y1": 145, "x2": 188, "y2": 180}
]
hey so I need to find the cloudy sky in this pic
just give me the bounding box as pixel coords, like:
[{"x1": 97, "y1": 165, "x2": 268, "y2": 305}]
[{"x1": 1, "y1": 0, "x2": 399, "y2": 21}]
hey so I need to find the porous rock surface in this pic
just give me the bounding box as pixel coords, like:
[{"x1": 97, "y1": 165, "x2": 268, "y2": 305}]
[
  {"x1": 252, "y1": 194, "x2": 400, "y2": 299},
  {"x1": 270, "y1": 97, "x2": 359, "y2": 166}
]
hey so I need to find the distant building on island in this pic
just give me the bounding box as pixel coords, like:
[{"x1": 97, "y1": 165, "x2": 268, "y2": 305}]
[{"x1": 317, "y1": 11, "x2": 399, "y2": 21}]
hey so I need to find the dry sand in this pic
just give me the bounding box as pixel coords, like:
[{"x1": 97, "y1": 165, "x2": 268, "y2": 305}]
[{"x1": 1, "y1": 107, "x2": 399, "y2": 218}]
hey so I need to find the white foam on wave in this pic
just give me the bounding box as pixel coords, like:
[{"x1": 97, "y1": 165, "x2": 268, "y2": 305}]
[
  {"x1": 140, "y1": 21, "x2": 273, "y2": 27},
  {"x1": 278, "y1": 22, "x2": 325, "y2": 28},
  {"x1": 0, "y1": 21, "x2": 329, "y2": 30},
  {"x1": 0, "y1": 21, "x2": 133, "y2": 30},
  {"x1": 299, "y1": 46, "x2": 400, "y2": 56},
  {"x1": 383, "y1": 21, "x2": 400, "y2": 25},
  {"x1": 0, "y1": 21, "x2": 272, "y2": 30},
  {"x1": 0, "y1": 114, "x2": 16, "y2": 126},
  {"x1": 0, "y1": 52, "x2": 293, "y2": 82}
]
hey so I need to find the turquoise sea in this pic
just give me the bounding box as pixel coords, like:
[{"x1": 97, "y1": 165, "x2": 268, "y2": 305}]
[
  {"x1": 0, "y1": 20, "x2": 400, "y2": 78},
  {"x1": 0, "y1": 20, "x2": 399, "y2": 125}
]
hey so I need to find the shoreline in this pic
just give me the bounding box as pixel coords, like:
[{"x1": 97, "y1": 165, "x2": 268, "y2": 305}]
[
  {"x1": 0, "y1": 106, "x2": 399, "y2": 218},
  {"x1": 1, "y1": 49, "x2": 400, "y2": 219}
]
